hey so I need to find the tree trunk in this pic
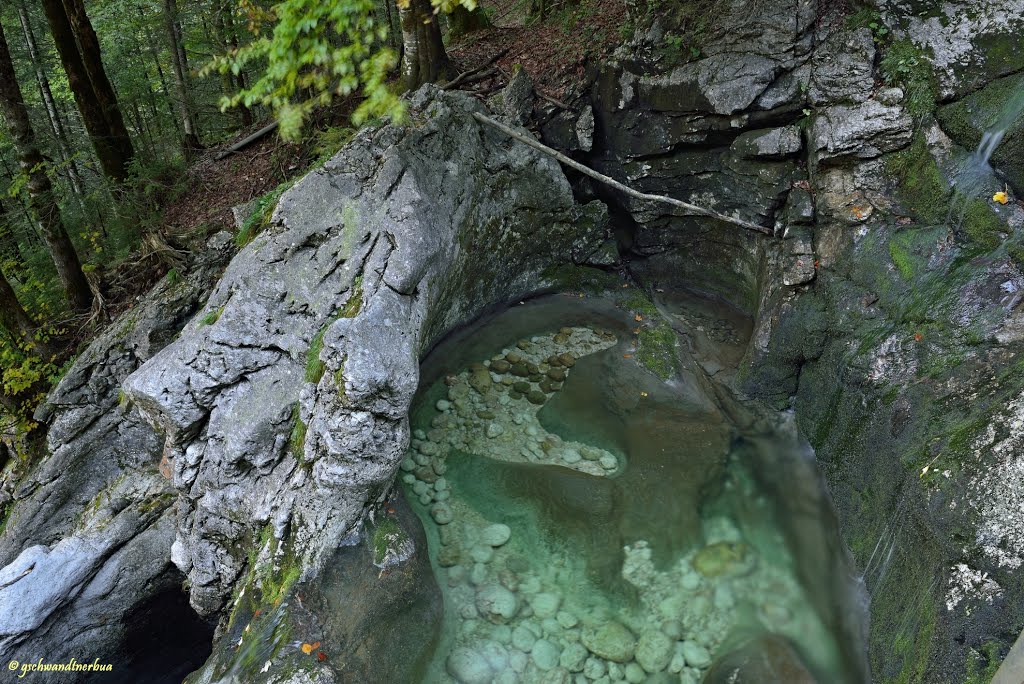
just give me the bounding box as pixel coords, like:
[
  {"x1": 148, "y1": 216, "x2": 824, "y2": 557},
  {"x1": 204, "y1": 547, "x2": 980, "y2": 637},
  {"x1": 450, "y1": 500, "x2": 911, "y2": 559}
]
[
  {"x1": 448, "y1": 5, "x2": 491, "y2": 38},
  {"x1": 18, "y1": 3, "x2": 84, "y2": 199},
  {"x1": 217, "y1": 5, "x2": 252, "y2": 128},
  {"x1": 62, "y1": 0, "x2": 135, "y2": 172},
  {"x1": 398, "y1": 0, "x2": 450, "y2": 91},
  {"x1": 0, "y1": 268, "x2": 38, "y2": 345},
  {"x1": 132, "y1": 5, "x2": 173, "y2": 140},
  {"x1": 41, "y1": 0, "x2": 132, "y2": 183},
  {"x1": 0, "y1": 21, "x2": 92, "y2": 311},
  {"x1": 382, "y1": 0, "x2": 397, "y2": 50},
  {"x1": 0, "y1": 199, "x2": 27, "y2": 279},
  {"x1": 162, "y1": 0, "x2": 201, "y2": 159}
]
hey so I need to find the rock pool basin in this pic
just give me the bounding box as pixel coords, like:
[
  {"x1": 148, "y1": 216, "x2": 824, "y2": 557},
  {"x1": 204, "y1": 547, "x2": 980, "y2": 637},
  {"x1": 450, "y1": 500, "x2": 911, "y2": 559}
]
[{"x1": 400, "y1": 295, "x2": 867, "y2": 684}]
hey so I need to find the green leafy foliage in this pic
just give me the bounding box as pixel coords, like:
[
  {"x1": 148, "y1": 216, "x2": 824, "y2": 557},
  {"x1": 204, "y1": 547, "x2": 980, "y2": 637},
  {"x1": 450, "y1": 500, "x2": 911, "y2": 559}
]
[
  {"x1": 206, "y1": 0, "x2": 403, "y2": 140},
  {"x1": 846, "y1": 7, "x2": 889, "y2": 40},
  {"x1": 0, "y1": 322, "x2": 64, "y2": 431}
]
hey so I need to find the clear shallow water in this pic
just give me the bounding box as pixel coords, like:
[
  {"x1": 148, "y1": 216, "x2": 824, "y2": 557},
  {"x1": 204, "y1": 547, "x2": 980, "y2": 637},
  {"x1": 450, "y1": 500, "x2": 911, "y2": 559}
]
[{"x1": 403, "y1": 296, "x2": 866, "y2": 683}]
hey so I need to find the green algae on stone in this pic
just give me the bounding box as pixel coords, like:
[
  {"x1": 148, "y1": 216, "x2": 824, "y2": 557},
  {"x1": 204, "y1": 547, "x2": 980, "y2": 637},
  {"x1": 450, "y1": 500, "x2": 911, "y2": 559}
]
[
  {"x1": 888, "y1": 238, "x2": 916, "y2": 280},
  {"x1": 692, "y1": 541, "x2": 752, "y2": 578},
  {"x1": 636, "y1": 322, "x2": 679, "y2": 380},
  {"x1": 884, "y1": 133, "x2": 949, "y2": 225},
  {"x1": 371, "y1": 516, "x2": 409, "y2": 567}
]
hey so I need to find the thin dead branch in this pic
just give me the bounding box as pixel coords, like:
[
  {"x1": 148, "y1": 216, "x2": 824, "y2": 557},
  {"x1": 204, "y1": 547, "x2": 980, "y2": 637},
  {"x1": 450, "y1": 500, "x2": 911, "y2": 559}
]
[{"x1": 472, "y1": 112, "x2": 774, "y2": 235}]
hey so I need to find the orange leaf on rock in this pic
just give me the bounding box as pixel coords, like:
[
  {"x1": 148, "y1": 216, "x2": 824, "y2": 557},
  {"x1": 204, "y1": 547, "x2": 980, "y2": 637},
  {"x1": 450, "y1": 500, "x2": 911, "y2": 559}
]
[
  {"x1": 311, "y1": 642, "x2": 321, "y2": 651},
  {"x1": 634, "y1": 314, "x2": 643, "y2": 321},
  {"x1": 317, "y1": 652, "x2": 327, "y2": 662}
]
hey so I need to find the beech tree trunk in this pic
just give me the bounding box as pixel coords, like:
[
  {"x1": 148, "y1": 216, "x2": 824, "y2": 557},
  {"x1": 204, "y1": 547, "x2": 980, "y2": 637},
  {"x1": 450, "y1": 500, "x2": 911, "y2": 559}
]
[
  {"x1": 0, "y1": 21, "x2": 92, "y2": 311},
  {"x1": 162, "y1": 0, "x2": 201, "y2": 158},
  {"x1": 41, "y1": 0, "x2": 133, "y2": 183},
  {"x1": 399, "y1": 0, "x2": 451, "y2": 91}
]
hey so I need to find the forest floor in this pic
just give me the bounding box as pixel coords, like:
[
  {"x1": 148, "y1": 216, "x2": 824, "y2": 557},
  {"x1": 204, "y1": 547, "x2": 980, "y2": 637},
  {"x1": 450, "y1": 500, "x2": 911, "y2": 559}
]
[{"x1": 448, "y1": 0, "x2": 627, "y2": 101}]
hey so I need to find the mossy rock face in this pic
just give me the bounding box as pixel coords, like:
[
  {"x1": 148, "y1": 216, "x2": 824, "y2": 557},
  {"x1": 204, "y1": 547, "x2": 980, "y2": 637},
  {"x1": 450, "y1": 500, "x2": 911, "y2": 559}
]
[
  {"x1": 750, "y1": 209, "x2": 1024, "y2": 683},
  {"x1": 938, "y1": 73, "x2": 1024, "y2": 193},
  {"x1": 194, "y1": 492, "x2": 440, "y2": 683},
  {"x1": 883, "y1": 130, "x2": 1011, "y2": 252}
]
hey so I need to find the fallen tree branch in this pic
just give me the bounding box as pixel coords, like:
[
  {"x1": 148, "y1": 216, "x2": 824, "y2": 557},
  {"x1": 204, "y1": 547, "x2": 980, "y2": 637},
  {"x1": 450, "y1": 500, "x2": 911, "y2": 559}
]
[
  {"x1": 447, "y1": 66, "x2": 498, "y2": 91},
  {"x1": 472, "y1": 112, "x2": 774, "y2": 236},
  {"x1": 536, "y1": 91, "x2": 570, "y2": 110},
  {"x1": 443, "y1": 48, "x2": 510, "y2": 91},
  {"x1": 215, "y1": 121, "x2": 280, "y2": 161}
]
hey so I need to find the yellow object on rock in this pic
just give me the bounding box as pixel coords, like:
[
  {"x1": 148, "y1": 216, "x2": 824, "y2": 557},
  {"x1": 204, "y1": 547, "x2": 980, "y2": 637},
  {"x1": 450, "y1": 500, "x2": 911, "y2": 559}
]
[{"x1": 994, "y1": 191, "x2": 1009, "y2": 205}]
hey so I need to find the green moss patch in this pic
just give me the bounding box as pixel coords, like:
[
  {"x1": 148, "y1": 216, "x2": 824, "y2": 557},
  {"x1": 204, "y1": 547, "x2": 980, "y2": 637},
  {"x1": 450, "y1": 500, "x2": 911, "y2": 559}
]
[
  {"x1": 371, "y1": 516, "x2": 408, "y2": 566},
  {"x1": 885, "y1": 134, "x2": 949, "y2": 225},
  {"x1": 199, "y1": 306, "x2": 224, "y2": 327},
  {"x1": 236, "y1": 180, "x2": 295, "y2": 248},
  {"x1": 637, "y1": 322, "x2": 679, "y2": 380},
  {"x1": 888, "y1": 238, "x2": 915, "y2": 280},
  {"x1": 539, "y1": 264, "x2": 622, "y2": 295},
  {"x1": 959, "y1": 199, "x2": 1007, "y2": 251}
]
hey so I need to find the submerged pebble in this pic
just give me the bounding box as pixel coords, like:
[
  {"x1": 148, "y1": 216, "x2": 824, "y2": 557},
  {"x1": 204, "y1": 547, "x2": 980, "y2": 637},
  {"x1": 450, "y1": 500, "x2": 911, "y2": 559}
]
[
  {"x1": 482, "y1": 523, "x2": 512, "y2": 547},
  {"x1": 477, "y1": 585, "x2": 519, "y2": 623},
  {"x1": 431, "y1": 502, "x2": 453, "y2": 525},
  {"x1": 636, "y1": 630, "x2": 673, "y2": 673},
  {"x1": 681, "y1": 640, "x2": 711, "y2": 668},
  {"x1": 531, "y1": 638, "x2": 561, "y2": 670},
  {"x1": 582, "y1": 622, "x2": 636, "y2": 663}
]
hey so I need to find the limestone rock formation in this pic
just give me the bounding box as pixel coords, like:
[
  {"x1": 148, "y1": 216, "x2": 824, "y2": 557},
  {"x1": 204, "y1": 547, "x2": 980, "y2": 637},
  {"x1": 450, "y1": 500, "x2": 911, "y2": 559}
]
[
  {"x1": 0, "y1": 236, "x2": 232, "y2": 679},
  {"x1": 114, "y1": 87, "x2": 608, "y2": 683}
]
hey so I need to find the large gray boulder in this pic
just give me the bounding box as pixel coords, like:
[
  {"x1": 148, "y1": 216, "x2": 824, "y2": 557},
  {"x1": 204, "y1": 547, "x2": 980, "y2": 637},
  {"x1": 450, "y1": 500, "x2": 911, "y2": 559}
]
[
  {"x1": 123, "y1": 87, "x2": 607, "y2": 623},
  {"x1": 0, "y1": 237, "x2": 231, "y2": 678}
]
